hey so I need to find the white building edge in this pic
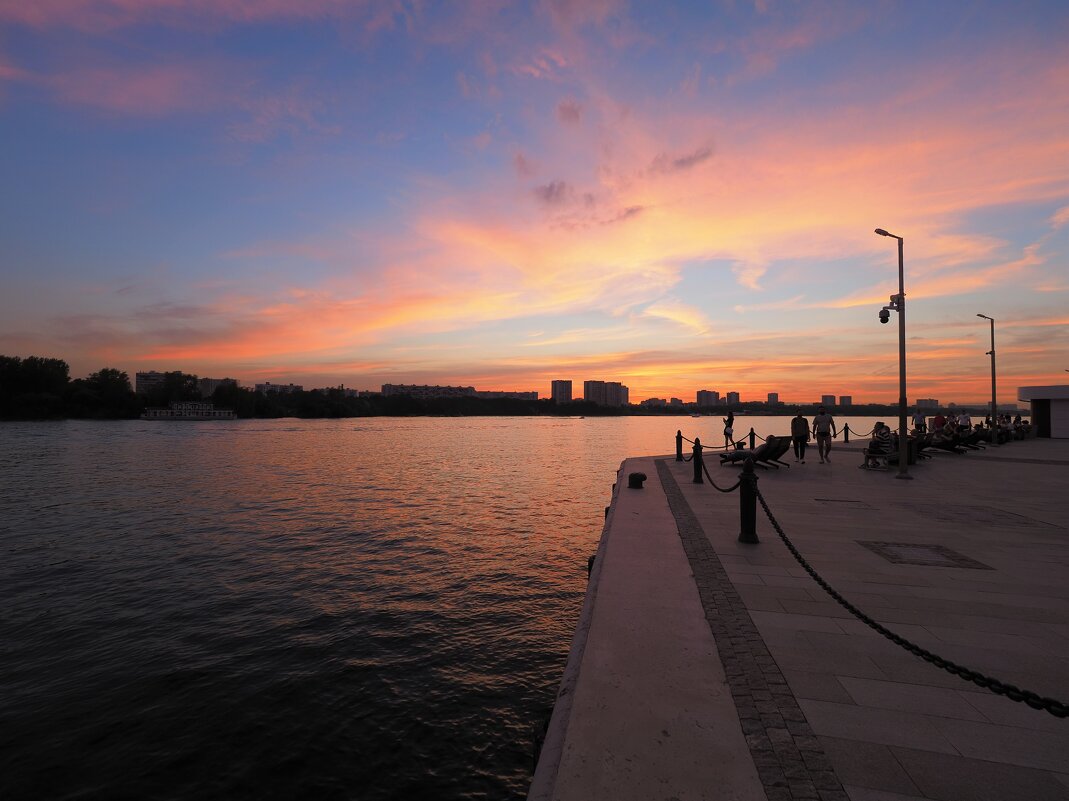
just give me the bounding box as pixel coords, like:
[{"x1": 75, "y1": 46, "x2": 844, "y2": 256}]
[{"x1": 1017, "y1": 385, "x2": 1069, "y2": 438}]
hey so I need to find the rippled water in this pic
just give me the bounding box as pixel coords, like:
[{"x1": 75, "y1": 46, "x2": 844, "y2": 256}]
[{"x1": 0, "y1": 415, "x2": 881, "y2": 800}]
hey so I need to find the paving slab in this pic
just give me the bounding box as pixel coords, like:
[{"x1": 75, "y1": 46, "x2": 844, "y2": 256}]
[{"x1": 532, "y1": 438, "x2": 1069, "y2": 800}]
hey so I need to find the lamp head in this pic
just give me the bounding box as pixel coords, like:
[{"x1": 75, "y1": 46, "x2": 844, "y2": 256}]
[{"x1": 874, "y1": 228, "x2": 891, "y2": 237}]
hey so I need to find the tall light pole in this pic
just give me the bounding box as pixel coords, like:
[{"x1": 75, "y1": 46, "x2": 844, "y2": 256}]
[
  {"x1": 875, "y1": 228, "x2": 911, "y2": 479},
  {"x1": 977, "y1": 314, "x2": 997, "y2": 444}
]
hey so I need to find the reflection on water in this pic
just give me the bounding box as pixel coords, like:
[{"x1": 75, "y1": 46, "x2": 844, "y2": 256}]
[{"x1": 0, "y1": 415, "x2": 881, "y2": 799}]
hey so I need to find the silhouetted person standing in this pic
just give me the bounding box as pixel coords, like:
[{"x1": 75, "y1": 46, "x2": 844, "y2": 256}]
[
  {"x1": 812, "y1": 406, "x2": 836, "y2": 463},
  {"x1": 791, "y1": 412, "x2": 810, "y2": 463},
  {"x1": 723, "y1": 411, "x2": 735, "y2": 448}
]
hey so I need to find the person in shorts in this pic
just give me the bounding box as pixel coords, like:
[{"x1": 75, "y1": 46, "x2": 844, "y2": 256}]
[
  {"x1": 723, "y1": 411, "x2": 735, "y2": 448},
  {"x1": 812, "y1": 406, "x2": 836, "y2": 463}
]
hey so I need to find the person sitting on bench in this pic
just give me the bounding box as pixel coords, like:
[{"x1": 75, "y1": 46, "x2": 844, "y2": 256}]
[{"x1": 863, "y1": 423, "x2": 893, "y2": 468}]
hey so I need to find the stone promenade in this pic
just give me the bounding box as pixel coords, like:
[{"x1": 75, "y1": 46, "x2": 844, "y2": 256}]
[{"x1": 529, "y1": 438, "x2": 1069, "y2": 801}]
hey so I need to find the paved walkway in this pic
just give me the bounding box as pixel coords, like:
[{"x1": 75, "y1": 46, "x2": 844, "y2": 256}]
[{"x1": 530, "y1": 438, "x2": 1069, "y2": 801}]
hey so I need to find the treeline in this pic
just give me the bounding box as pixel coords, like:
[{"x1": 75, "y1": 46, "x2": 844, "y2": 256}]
[
  {"x1": 0, "y1": 356, "x2": 142, "y2": 420},
  {"x1": 0, "y1": 354, "x2": 639, "y2": 420},
  {"x1": 2, "y1": 354, "x2": 919, "y2": 421}
]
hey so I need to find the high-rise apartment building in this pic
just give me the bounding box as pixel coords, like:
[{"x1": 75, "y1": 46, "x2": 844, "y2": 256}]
[
  {"x1": 583, "y1": 380, "x2": 629, "y2": 406},
  {"x1": 256, "y1": 382, "x2": 304, "y2": 394},
  {"x1": 726, "y1": 391, "x2": 740, "y2": 405},
  {"x1": 551, "y1": 380, "x2": 572, "y2": 404},
  {"x1": 767, "y1": 392, "x2": 779, "y2": 405},
  {"x1": 839, "y1": 395, "x2": 852, "y2": 407},
  {"x1": 135, "y1": 370, "x2": 170, "y2": 395},
  {"x1": 199, "y1": 377, "x2": 238, "y2": 398},
  {"x1": 696, "y1": 390, "x2": 720, "y2": 408},
  {"x1": 821, "y1": 394, "x2": 836, "y2": 406}
]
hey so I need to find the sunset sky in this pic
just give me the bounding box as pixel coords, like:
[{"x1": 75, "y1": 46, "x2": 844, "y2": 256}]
[{"x1": 2, "y1": 1, "x2": 1067, "y2": 404}]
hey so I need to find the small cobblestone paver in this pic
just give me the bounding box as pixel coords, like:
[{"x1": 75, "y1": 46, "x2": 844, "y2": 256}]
[{"x1": 657, "y1": 459, "x2": 848, "y2": 801}]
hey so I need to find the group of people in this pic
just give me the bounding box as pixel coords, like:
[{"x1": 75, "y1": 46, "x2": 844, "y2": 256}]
[
  {"x1": 786, "y1": 407, "x2": 836, "y2": 464},
  {"x1": 716, "y1": 405, "x2": 1031, "y2": 469},
  {"x1": 720, "y1": 407, "x2": 838, "y2": 464}
]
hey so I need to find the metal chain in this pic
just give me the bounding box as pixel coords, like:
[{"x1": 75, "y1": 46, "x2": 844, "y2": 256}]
[
  {"x1": 753, "y1": 486, "x2": 1069, "y2": 719},
  {"x1": 701, "y1": 460, "x2": 741, "y2": 493}
]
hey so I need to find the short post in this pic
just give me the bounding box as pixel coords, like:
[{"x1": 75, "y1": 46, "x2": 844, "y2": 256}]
[
  {"x1": 748, "y1": 427, "x2": 756, "y2": 450},
  {"x1": 738, "y1": 459, "x2": 759, "y2": 544},
  {"x1": 676, "y1": 430, "x2": 683, "y2": 462},
  {"x1": 692, "y1": 438, "x2": 704, "y2": 484},
  {"x1": 843, "y1": 424, "x2": 850, "y2": 444}
]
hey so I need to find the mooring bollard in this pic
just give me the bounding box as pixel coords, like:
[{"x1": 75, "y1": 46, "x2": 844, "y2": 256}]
[
  {"x1": 748, "y1": 427, "x2": 756, "y2": 450},
  {"x1": 676, "y1": 429, "x2": 683, "y2": 462},
  {"x1": 843, "y1": 424, "x2": 850, "y2": 444},
  {"x1": 692, "y1": 437, "x2": 704, "y2": 484},
  {"x1": 738, "y1": 458, "x2": 759, "y2": 544}
]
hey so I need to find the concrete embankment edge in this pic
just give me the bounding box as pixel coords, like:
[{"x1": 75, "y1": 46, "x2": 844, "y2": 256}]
[
  {"x1": 526, "y1": 460, "x2": 623, "y2": 801},
  {"x1": 528, "y1": 455, "x2": 768, "y2": 801}
]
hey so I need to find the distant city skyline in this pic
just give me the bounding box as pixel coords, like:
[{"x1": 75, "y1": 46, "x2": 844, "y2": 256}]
[{"x1": 2, "y1": 3, "x2": 1067, "y2": 403}]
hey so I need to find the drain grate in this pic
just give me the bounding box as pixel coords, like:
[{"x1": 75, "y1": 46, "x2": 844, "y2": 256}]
[{"x1": 858, "y1": 541, "x2": 993, "y2": 570}]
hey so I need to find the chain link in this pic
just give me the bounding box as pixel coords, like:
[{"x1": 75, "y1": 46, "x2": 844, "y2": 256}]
[
  {"x1": 701, "y1": 459, "x2": 741, "y2": 493},
  {"x1": 753, "y1": 486, "x2": 1069, "y2": 719}
]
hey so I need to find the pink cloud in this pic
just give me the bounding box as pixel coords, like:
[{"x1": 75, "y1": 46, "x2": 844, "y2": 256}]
[
  {"x1": 556, "y1": 98, "x2": 582, "y2": 124},
  {"x1": 47, "y1": 63, "x2": 219, "y2": 115},
  {"x1": 0, "y1": 0, "x2": 379, "y2": 32}
]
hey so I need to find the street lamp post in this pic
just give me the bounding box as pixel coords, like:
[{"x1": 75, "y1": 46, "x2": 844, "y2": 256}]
[
  {"x1": 875, "y1": 228, "x2": 912, "y2": 480},
  {"x1": 977, "y1": 314, "x2": 997, "y2": 444}
]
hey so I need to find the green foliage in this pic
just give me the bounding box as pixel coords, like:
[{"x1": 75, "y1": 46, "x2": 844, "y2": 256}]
[
  {"x1": 143, "y1": 371, "x2": 201, "y2": 406},
  {"x1": 0, "y1": 355, "x2": 71, "y2": 418}
]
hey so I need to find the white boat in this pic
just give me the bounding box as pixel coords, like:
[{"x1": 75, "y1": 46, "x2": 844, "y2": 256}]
[{"x1": 141, "y1": 401, "x2": 236, "y2": 420}]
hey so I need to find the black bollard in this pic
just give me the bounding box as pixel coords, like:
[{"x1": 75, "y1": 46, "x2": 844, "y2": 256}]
[
  {"x1": 627, "y1": 472, "x2": 647, "y2": 489},
  {"x1": 692, "y1": 438, "x2": 704, "y2": 484},
  {"x1": 844, "y1": 424, "x2": 850, "y2": 444},
  {"x1": 738, "y1": 458, "x2": 759, "y2": 544},
  {"x1": 676, "y1": 429, "x2": 683, "y2": 462},
  {"x1": 748, "y1": 427, "x2": 756, "y2": 450}
]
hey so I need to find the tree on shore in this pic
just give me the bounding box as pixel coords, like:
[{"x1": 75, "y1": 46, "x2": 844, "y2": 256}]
[
  {"x1": 66, "y1": 368, "x2": 141, "y2": 419},
  {"x1": 0, "y1": 355, "x2": 71, "y2": 419}
]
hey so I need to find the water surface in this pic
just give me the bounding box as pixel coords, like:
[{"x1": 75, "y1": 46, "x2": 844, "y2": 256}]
[{"x1": 0, "y1": 415, "x2": 881, "y2": 799}]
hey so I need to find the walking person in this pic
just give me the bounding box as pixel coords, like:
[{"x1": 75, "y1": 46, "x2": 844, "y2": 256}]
[
  {"x1": 911, "y1": 409, "x2": 926, "y2": 434},
  {"x1": 723, "y1": 410, "x2": 735, "y2": 449},
  {"x1": 790, "y1": 411, "x2": 811, "y2": 463},
  {"x1": 812, "y1": 406, "x2": 837, "y2": 463}
]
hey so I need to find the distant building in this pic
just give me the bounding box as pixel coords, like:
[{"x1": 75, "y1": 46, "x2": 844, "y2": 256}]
[
  {"x1": 135, "y1": 370, "x2": 170, "y2": 395},
  {"x1": 199, "y1": 377, "x2": 238, "y2": 398},
  {"x1": 583, "y1": 380, "x2": 629, "y2": 406},
  {"x1": 696, "y1": 390, "x2": 720, "y2": 408},
  {"x1": 916, "y1": 398, "x2": 939, "y2": 409},
  {"x1": 640, "y1": 397, "x2": 667, "y2": 408},
  {"x1": 475, "y1": 390, "x2": 539, "y2": 400},
  {"x1": 669, "y1": 397, "x2": 684, "y2": 407},
  {"x1": 256, "y1": 382, "x2": 304, "y2": 394},
  {"x1": 726, "y1": 391, "x2": 740, "y2": 405},
  {"x1": 839, "y1": 395, "x2": 852, "y2": 407},
  {"x1": 314, "y1": 385, "x2": 362, "y2": 398},
  {"x1": 767, "y1": 392, "x2": 779, "y2": 405},
  {"x1": 381, "y1": 384, "x2": 474, "y2": 399},
  {"x1": 821, "y1": 394, "x2": 836, "y2": 406},
  {"x1": 551, "y1": 380, "x2": 572, "y2": 404}
]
